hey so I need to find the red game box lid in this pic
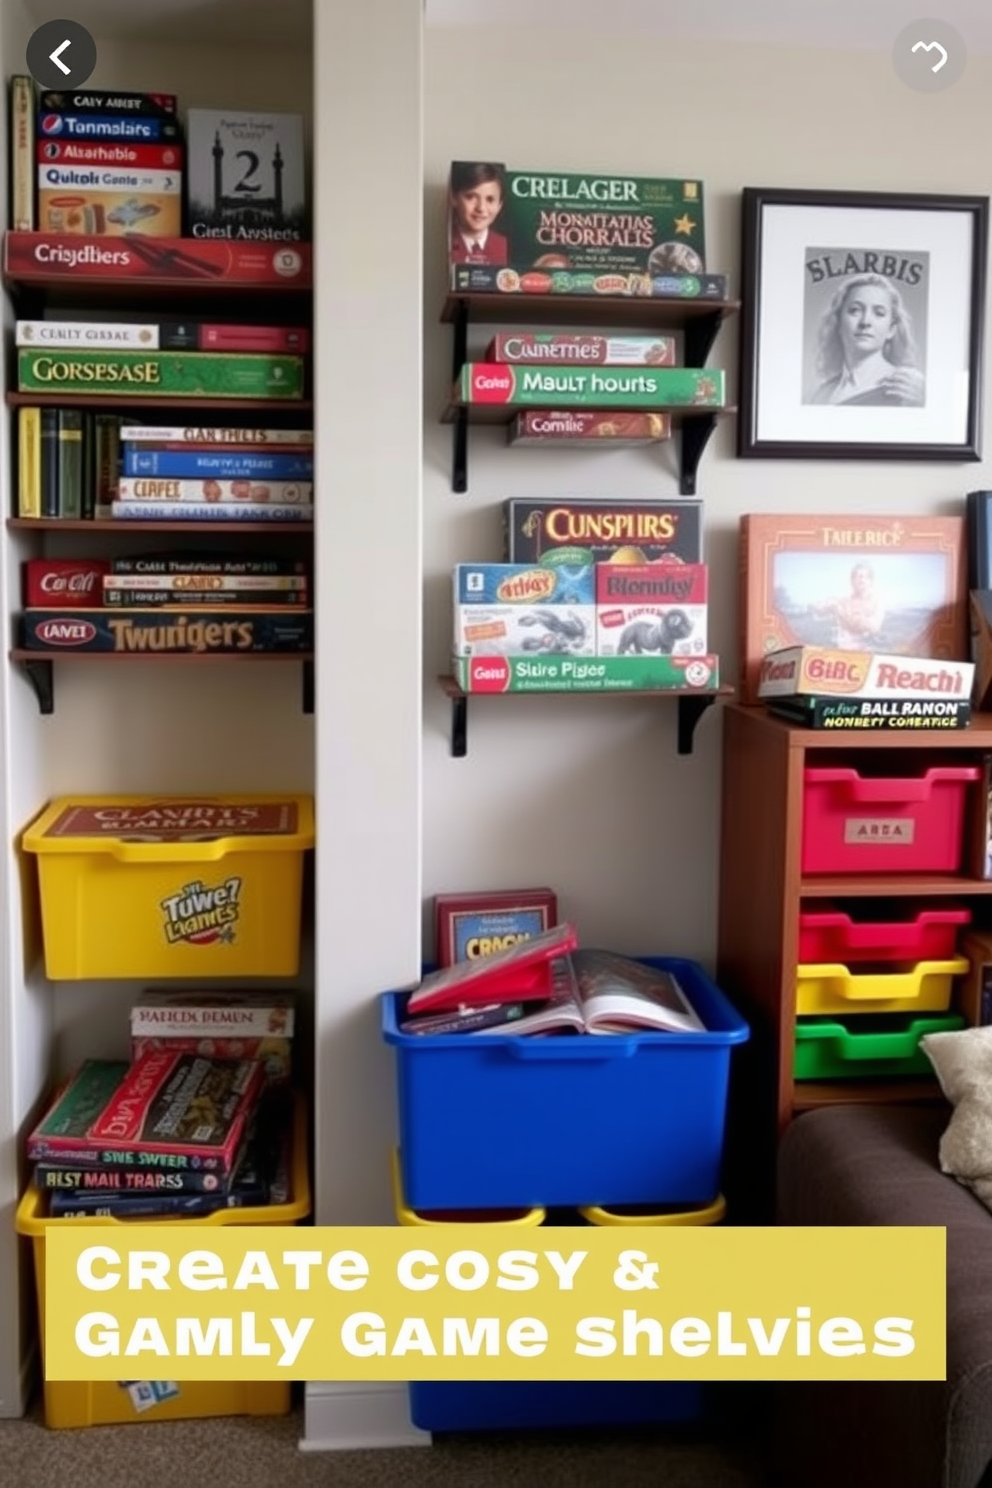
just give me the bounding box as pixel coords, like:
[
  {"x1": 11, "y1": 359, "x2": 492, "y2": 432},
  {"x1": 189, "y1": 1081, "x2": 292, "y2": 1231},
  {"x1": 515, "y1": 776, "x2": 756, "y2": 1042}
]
[{"x1": 405, "y1": 921, "x2": 579, "y2": 1015}]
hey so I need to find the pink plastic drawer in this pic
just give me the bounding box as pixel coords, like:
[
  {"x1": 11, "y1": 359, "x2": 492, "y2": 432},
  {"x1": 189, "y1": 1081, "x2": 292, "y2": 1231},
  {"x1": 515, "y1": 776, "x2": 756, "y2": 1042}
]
[
  {"x1": 801, "y1": 766, "x2": 981, "y2": 875},
  {"x1": 798, "y1": 905, "x2": 971, "y2": 964}
]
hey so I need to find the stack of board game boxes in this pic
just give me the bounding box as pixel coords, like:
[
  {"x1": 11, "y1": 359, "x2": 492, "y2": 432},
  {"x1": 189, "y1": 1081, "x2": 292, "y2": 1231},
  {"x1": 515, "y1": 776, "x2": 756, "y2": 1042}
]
[
  {"x1": 27, "y1": 990, "x2": 295, "y2": 1219},
  {"x1": 452, "y1": 498, "x2": 718, "y2": 693}
]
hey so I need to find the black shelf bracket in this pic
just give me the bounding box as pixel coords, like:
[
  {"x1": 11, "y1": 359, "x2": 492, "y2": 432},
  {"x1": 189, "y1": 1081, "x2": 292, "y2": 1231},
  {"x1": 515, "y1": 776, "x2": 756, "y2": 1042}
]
[
  {"x1": 679, "y1": 413, "x2": 719, "y2": 497},
  {"x1": 302, "y1": 659, "x2": 314, "y2": 715},
  {"x1": 23, "y1": 659, "x2": 54, "y2": 715},
  {"x1": 451, "y1": 299, "x2": 470, "y2": 494},
  {"x1": 682, "y1": 309, "x2": 724, "y2": 369},
  {"x1": 451, "y1": 691, "x2": 468, "y2": 757},
  {"x1": 677, "y1": 693, "x2": 717, "y2": 755}
]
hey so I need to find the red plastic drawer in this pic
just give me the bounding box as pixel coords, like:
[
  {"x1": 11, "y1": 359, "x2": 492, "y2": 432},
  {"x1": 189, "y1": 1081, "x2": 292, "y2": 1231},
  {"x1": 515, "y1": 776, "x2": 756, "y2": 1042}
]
[
  {"x1": 801, "y1": 766, "x2": 981, "y2": 875},
  {"x1": 798, "y1": 905, "x2": 971, "y2": 963}
]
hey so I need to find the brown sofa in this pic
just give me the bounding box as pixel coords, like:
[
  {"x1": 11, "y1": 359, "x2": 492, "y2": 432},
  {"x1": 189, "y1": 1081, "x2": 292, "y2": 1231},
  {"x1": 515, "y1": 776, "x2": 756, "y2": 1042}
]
[{"x1": 774, "y1": 1103, "x2": 992, "y2": 1488}]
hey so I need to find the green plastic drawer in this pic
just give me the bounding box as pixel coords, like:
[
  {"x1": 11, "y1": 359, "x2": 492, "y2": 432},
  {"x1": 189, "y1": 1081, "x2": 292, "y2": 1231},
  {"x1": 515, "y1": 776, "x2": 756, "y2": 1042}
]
[{"x1": 793, "y1": 1012, "x2": 965, "y2": 1081}]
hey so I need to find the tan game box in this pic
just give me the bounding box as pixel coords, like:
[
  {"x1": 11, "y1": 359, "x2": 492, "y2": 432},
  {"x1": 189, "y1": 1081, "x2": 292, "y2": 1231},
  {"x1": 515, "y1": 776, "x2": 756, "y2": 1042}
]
[{"x1": 757, "y1": 645, "x2": 975, "y2": 702}]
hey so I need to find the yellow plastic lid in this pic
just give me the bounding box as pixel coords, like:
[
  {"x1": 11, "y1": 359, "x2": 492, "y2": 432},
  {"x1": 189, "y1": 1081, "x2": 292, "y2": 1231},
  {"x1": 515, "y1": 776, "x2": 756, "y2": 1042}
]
[{"x1": 22, "y1": 793, "x2": 315, "y2": 862}]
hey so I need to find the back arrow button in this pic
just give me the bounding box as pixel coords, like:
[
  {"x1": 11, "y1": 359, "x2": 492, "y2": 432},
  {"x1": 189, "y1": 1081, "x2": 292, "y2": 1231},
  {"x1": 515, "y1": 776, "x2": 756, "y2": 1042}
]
[{"x1": 26, "y1": 20, "x2": 97, "y2": 89}]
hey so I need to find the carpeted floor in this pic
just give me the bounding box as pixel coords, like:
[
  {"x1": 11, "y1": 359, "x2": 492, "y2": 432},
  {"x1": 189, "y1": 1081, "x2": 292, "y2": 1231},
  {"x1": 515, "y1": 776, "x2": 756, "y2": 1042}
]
[{"x1": 0, "y1": 1395, "x2": 772, "y2": 1488}]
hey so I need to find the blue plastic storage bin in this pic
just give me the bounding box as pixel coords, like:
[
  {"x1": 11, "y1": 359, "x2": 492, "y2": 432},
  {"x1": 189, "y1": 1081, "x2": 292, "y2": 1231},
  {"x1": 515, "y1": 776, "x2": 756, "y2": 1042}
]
[
  {"x1": 381, "y1": 956, "x2": 749, "y2": 1210},
  {"x1": 408, "y1": 1379, "x2": 704, "y2": 1433}
]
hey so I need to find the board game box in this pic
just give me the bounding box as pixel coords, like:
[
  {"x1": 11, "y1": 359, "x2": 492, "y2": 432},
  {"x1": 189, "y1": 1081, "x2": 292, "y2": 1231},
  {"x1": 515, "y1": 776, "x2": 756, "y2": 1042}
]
[
  {"x1": 756, "y1": 645, "x2": 974, "y2": 702},
  {"x1": 509, "y1": 411, "x2": 671, "y2": 445},
  {"x1": 22, "y1": 607, "x2": 313, "y2": 652},
  {"x1": 505, "y1": 498, "x2": 703, "y2": 567},
  {"x1": 434, "y1": 888, "x2": 558, "y2": 967},
  {"x1": 4, "y1": 232, "x2": 312, "y2": 287},
  {"x1": 448, "y1": 163, "x2": 705, "y2": 279},
  {"x1": 453, "y1": 654, "x2": 719, "y2": 693},
  {"x1": 739, "y1": 513, "x2": 968, "y2": 705},
  {"x1": 766, "y1": 696, "x2": 971, "y2": 731},
  {"x1": 451, "y1": 263, "x2": 728, "y2": 299},
  {"x1": 186, "y1": 109, "x2": 307, "y2": 241},
  {"x1": 458, "y1": 363, "x2": 724, "y2": 409},
  {"x1": 454, "y1": 562, "x2": 595, "y2": 659},
  {"x1": 487, "y1": 332, "x2": 677, "y2": 367},
  {"x1": 18, "y1": 347, "x2": 304, "y2": 398},
  {"x1": 596, "y1": 563, "x2": 708, "y2": 657},
  {"x1": 26, "y1": 1052, "x2": 264, "y2": 1174}
]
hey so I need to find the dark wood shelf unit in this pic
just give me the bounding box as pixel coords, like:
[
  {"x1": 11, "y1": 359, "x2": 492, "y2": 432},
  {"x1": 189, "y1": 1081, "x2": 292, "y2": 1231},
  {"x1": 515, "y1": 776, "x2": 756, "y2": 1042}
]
[
  {"x1": 11, "y1": 650, "x2": 315, "y2": 717},
  {"x1": 439, "y1": 674, "x2": 733, "y2": 758},
  {"x1": 441, "y1": 292, "x2": 737, "y2": 495},
  {"x1": 716, "y1": 703, "x2": 992, "y2": 1218},
  {"x1": 8, "y1": 518, "x2": 314, "y2": 535},
  {"x1": 6, "y1": 392, "x2": 312, "y2": 415}
]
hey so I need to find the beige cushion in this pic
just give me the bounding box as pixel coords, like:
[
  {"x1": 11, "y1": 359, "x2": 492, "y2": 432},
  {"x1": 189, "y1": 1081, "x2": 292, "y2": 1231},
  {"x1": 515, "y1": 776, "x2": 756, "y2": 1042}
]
[{"x1": 920, "y1": 1025, "x2": 992, "y2": 1210}]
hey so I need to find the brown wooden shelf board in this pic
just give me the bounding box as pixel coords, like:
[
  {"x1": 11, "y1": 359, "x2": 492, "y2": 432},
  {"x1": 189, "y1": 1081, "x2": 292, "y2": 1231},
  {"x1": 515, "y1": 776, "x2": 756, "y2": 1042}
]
[
  {"x1": 441, "y1": 291, "x2": 740, "y2": 331},
  {"x1": 799, "y1": 874, "x2": 992, "y2": 898},
  {"x1": 6, "y1": 392, "x2": 312, "y2": 414},
  {"x1": 11, "y1": 649, "x2": 313, "y2": 663}
]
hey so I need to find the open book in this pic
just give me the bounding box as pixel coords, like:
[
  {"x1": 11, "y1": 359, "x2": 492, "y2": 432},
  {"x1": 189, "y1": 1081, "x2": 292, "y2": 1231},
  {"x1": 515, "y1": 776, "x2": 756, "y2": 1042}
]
[{"x1": 473, "y1": 950, "x2": 705, "y2": 1036}]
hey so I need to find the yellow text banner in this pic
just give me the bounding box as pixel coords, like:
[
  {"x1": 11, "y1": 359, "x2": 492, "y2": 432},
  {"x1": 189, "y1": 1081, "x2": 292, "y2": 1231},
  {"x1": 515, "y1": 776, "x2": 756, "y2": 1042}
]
[{"x1": 43, "y1": 1225, "x2": 945, "y2": 1382}]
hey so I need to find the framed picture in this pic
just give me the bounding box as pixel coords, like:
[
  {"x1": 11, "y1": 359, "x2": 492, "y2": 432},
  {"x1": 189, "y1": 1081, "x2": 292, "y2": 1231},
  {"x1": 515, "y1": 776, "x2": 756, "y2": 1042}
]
[
  {"x1": 739, "y1": 512, "x2": 967, "y2": 703},
  {"x1": 739, "y1": 188, "x2": 988, "y2": 460}
]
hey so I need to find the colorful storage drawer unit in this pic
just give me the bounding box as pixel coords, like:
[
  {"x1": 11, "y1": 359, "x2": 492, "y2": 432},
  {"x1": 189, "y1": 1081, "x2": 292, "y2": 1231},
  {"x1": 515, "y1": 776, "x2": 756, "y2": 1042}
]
[
  {"x1": 381, "y1": 956, "x2": 749, "y2": 1210},
  {"x1": 795, "y1": 956, "x2": 969, "y2": 1016},
  {"x1": 798, "y1": 905, "x2": 971, "y2": 964},
  {"x1": 15, "y1": 1093, "x2": 311, "y2": 1429},
  {"x1": 794, "y1": 1012, "x2": 966, "y2": 1080},
  {"x1": 21, "y1": 793, "x2": 315, "y2": 979},
  {"x1": 801, "y1": 766, "x2": 981, "y2": 876}
]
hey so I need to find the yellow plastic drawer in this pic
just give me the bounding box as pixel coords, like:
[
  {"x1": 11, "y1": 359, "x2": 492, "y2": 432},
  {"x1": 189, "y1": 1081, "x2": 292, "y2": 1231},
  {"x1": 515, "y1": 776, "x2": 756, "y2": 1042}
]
[
  {"x1": 15, "y1": 1093, "x2": 310, "y2": 1429},
  {"x1": 22, "y1": 793, "x2": 314, "y2": 979},
  {"x1": 795, "y1": 956, "x2": 968, "y2": 1016}
]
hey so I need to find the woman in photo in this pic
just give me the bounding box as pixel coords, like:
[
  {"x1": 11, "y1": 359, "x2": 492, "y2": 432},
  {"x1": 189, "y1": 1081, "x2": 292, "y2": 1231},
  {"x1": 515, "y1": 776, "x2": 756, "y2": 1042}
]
[{"x1": 810, "y1": 273, "x2": 926, "y2": 406}]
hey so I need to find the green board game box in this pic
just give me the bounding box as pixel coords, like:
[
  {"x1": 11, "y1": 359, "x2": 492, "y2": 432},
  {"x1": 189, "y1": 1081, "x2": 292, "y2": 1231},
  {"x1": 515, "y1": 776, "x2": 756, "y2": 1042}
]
[
  {"x1": 448, "y1": 163, "x2": 705, "y2": 279},
  {"x1": 453, "y1": 654, "x2": 720, "y2": 693},
  {"x1": 18, "y1": 348, "x2": 304, "y2": 399},
  {"x1": 458, "y1": 363, "x2": 725, "y2": 409}
]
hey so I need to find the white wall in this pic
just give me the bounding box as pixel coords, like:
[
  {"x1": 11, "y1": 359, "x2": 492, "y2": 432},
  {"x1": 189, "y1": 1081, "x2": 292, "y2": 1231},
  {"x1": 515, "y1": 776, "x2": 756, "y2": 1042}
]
[{"x1": 422, "y1": 27, "x2": 992, "y2": 967}]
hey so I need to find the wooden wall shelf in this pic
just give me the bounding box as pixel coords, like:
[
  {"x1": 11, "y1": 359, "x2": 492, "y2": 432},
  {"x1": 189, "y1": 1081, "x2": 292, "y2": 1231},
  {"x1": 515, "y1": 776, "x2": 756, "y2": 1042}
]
[
  {"x1": 8, "y1": 518, "x2": 314, "y2": 535},
  {"x1": 6, "y1": 392, "x2": 312, "y2": 414},
  {"x1": 439, "y1": 674, "x2": 733, "y2": 757}
]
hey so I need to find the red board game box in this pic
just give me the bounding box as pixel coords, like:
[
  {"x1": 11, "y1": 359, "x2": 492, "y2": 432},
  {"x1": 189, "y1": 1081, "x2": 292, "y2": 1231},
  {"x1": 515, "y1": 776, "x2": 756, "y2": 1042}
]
[
  {"x1": 406, "y1": 921, "x2": 578, "y2": 1015},
  {"x1": 23, "y1": 558, "x2": 110, "y2": 608},
  {"x1": 4, "y1": 233, "x2": 312, "y2": 288},
  {"x1": 434, "y1": 888, "x2": 558, "y2": 968}
]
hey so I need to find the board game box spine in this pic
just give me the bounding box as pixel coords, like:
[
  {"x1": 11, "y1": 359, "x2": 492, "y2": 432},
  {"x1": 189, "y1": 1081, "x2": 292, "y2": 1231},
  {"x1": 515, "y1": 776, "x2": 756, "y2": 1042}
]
[
  {"x1": 40, "y1": 89, "x2": 178, "y2": 116},
  {"x1": 117, "y1": 477, "x2": 312, "y2": 504},
  {"x1": 122, "y1": 450, "x2": 313, "y2": 479},
  {"x1": 119, "y1": 425, "x2": 314, "y2": 446},
  {"x1": 110, "y1": 501, "x2": 312, "y2": 522},
  {"x1": 56, "y1": 409, "x2": 83, "y2": 519},
  {"x1": 37, "y1": 112, "x2": 182, "y2": 142},
  {"x1": 93, "y1": 412, "x2": 121, "y2": 519},
  {"x1": 504, "y1": 497, "x2": 704, "y2": 566},
  {"x1": 766, "y1": 697, "x2": 972, "y2": 730},
  {"x1": 24, "y1": 559, "x2": 109, "y2": 608},
  {"x1": 104, "y1": 573, "x2": 306, "y2": 593},
  {"x1": 17, "y1": 406, "x2": 40, "y2": 517},
  {"x1": 18, "y1": 348, "x2": 305, "y2": 399},
  {"x1": 459, "y1": 363, "x2": 725, "y2": 409},
  {"x1": 20, "y1": 320, "x2": 309, "y2": 354},
  {"x1": 453, "y1": 654, "x2": 720, "y2": 693},
  {"x1": 10, "y1": 76, "x2": 35, "y2": 232},
  {"x1": 34, "y1": 1161, "x2": 230, "y2": 1194},
  {"x1": 450, "y1": 264, "x2": 728, "y2": 299},
  {"x1": 104, "y1": 587, "x2": 307, "y2": 608},
  {"x1": 47, "y1": 1190, "x2": 257, "y2": 1217},
  {"x1": 4, "y1": 233, "x2": 313, "y2": 288},
  {"x1": 40, "y1": 408, "x2": 58, "y2": 518},
  {"x1": 509, "y1": 410, "x2": 671, "y2": 445},
  {"x1": 487, "y1": 333, "x2": 677, "y2": 367},
  {"x1": 757, "y1": 645, "x2": 974, "y2": 701},
  {"x1": 22, "y1": 607, "x2": 314, "y2": 653},
  {"x1": 130, "y1": 993, "x2": 295, "y2": 1037},
  {"x1": 110, "y1": 553, "x2": 307, "y2": 575}
]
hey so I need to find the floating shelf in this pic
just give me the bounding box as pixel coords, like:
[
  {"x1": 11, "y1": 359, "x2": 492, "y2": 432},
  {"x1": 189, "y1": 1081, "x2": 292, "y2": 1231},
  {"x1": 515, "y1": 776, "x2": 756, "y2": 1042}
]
[
  {"x1": 441, "y1": 293, "x2": 737, "y2": 495},
  {"x1": 8, "y1": 518, "x2": 314, "y2": 535},
  {"x1": 6, "y1": 392, "x2": 312, "y2": 414},
  {"x1": 439, "y1": 674, "x2": 733, "y2": 758},
  {"x1": 10, "y1": 650, "x2": 314, "y2": 716}
]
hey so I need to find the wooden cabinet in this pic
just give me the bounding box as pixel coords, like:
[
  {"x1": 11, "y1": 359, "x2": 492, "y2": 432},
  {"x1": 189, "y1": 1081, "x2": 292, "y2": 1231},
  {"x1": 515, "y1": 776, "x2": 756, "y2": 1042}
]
[{"x1": 716, "y1": 702, "x2": 992, "y2": 1217}]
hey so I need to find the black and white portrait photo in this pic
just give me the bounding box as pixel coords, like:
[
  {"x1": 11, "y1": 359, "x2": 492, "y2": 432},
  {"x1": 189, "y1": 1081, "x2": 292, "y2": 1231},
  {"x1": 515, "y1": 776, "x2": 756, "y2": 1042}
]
[
  {"x1": 801, "y1": 248, "x2": 928, "y2": 408},
  {"x1": 739, "y1": 189, "x2": 987, "y2": 461}
]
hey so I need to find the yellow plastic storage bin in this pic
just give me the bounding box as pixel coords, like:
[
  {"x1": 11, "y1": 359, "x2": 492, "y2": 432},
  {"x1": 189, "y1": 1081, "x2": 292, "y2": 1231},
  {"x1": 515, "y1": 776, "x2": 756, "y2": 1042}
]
[
  {"x1": 15, "y1": 1092, "x2": 310, "y2": 1430},
  {"x1": 579, "y1": 1194, "x2": 727, "y2": 1226},
  {"x1": 391, "y1": 1150, "x2": 545, "y2": 1226},
  {"x1": 795, "y1": 956, "x2": 968, "y2": 1016},
  {"x1": 22, "y1": 793, "x2": 315, "y2": 979}
]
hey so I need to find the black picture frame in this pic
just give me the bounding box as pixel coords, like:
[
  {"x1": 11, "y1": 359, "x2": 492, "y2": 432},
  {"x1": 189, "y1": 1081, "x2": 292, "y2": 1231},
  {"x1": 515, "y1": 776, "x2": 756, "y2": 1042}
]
[{"x1": 738, "y1": 187, "x2": 988, "y2": 462}]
